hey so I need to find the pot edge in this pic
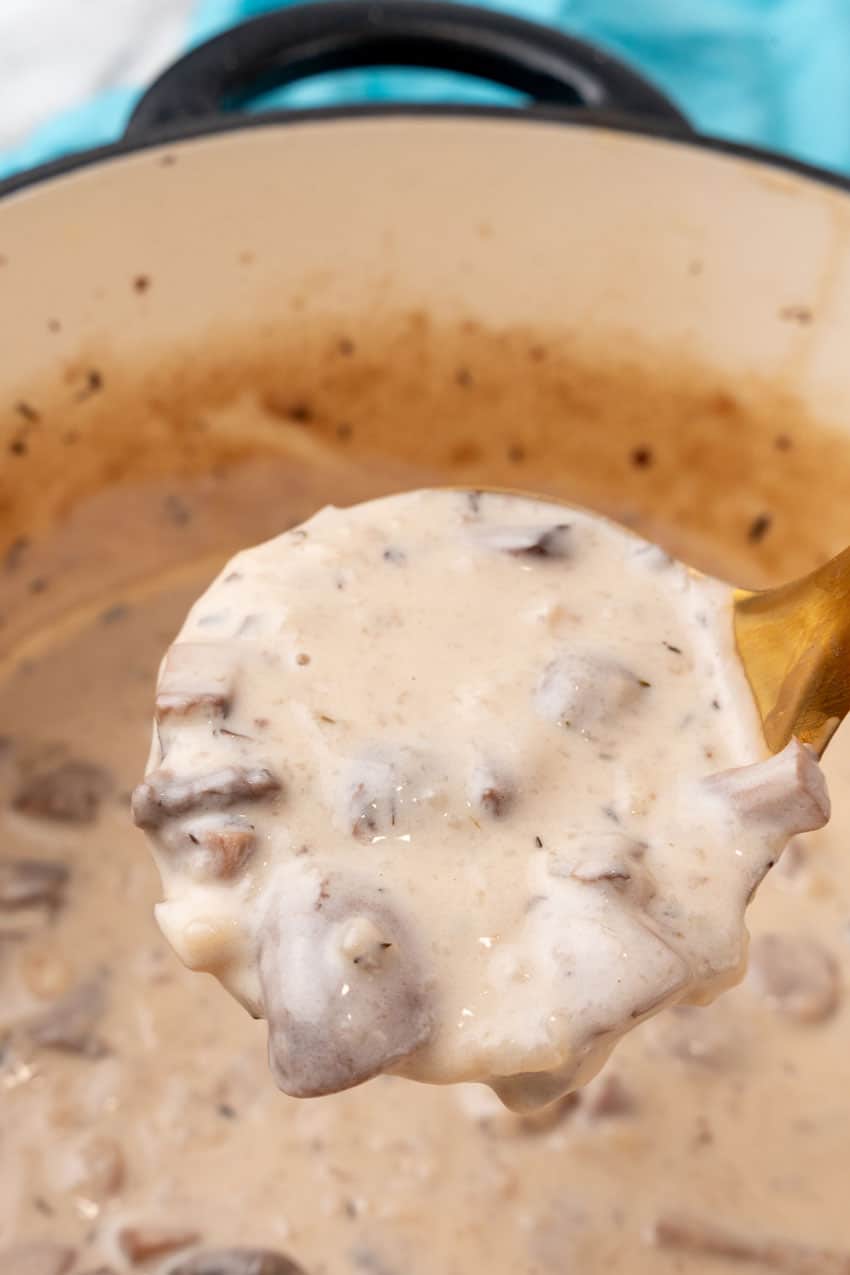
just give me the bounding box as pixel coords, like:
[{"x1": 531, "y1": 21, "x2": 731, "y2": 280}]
[{"x1": 2, "y1": 102, "x2": 849, "y2": 204}]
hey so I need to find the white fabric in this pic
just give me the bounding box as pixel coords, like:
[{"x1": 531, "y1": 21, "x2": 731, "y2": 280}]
[{"x1": 0, "y1": 0, "x2": 194, "y2": 148}]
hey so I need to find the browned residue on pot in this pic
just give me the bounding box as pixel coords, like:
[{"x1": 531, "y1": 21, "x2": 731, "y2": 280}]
[{"x1": 0, "y1": 312, "x2": 845, "y2": 595}]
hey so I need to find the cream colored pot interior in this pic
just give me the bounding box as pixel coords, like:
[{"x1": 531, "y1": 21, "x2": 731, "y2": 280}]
[{"x1": 2, "y1": 119, "x2": 850, "y2": 580}]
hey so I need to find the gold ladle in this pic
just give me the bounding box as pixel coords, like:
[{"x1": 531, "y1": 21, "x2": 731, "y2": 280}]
[{"x1": 734, "y1": 547, "x2": 850, "y2": 757}]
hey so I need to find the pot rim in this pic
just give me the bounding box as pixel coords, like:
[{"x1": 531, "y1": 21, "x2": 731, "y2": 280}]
[{"x1": 2, "y1": 101, "x2": 849, "y2": 205}]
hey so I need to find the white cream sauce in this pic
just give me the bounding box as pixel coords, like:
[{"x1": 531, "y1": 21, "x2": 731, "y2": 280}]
[{"x1": 133, "y1": 490, "x2": 829, "y2": 1110}]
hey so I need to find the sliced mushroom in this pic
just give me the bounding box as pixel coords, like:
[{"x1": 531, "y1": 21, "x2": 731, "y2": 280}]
[
  {"x1": 168, "y1": 1250, "x2": 307, "y2": 1275},
  {"x1": 534, "y1": 650, "x2": 647, "y2": 732},
  {"x1": 27, "y1": 974, "x2": 108, "y2": 1057},
  {"x1": 748, "y1": 933, "x2": 840, "y2": 1023},
  {"x1": 132, "y1": 765, "x2": 281, "y2": 830},
  {"x1": 704, "y1": 738, "x2": 830, "y2": 837},
  {"x1": 260, "y1": 877, "x2": 433, "y2": 1097},
  {"x1": 12, "y1": 759, "x2": 111, "y2": 824},
  {"x1": 156, "y1": 643, "x2": 235, "y2": 720},
  {"x1": 468, "y1": 524, "x2": 573, "y2": 559},
  {"x1": 0, "y1": 859, "x2": 69, "y2": 911},
  {"x1": 0, "y1": 1244, "x2": 76, "y2": 1275}
]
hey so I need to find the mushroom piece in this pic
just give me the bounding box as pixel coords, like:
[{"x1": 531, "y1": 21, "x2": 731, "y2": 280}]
[
  {"x1": 13, "y1": 759, "x2": 111, "y2": 824},
  {"x1": 179, "y1": 816, "x2": 257, "y2": 879},
  {"x1": 651, "y1": 1213, "x2": 850, "y2": 1273},
  {"x1": 117, "y1": 1226, "x2": 200, "y2": 1266},
  {"x1": 132, "y1": 765, "x2": 281, "y2": 830},
  {"x1": 467, "y1": 762, "x2": 514, "y2": 819},
  {"x1": 534, "y1": 650, "x2": 648, "y2": 732},
  {"x1": 704, "y1": 738, "x2": 830, "y2": 837},
  {"x1": 747, "y1": 933, "x2": 840, "y2": 1023},
  {"x1": 155, "y1": 642, "x2": 236, "y2": 720},
  {"x1": 336, "y1": 748, "x2": 438, "y2": 841},
  {"x1": 468, "y1": 523, "x2": 573, "y2": 559},
  {"x1": 547, "y1": 831, "x2": 653, "y2": 907},
  {"x1": 0, "y1": 859, "x2": 69, "y2": 911},
  {"x1": 27, "y1": 974, "x2": 108, "y2": 1057},
  {"x1": 339, "y1": 758, "x2": 397, "y2": 842},
  {"x1": 259, "y1": 876, "x2": 434, "y2": 1097}
]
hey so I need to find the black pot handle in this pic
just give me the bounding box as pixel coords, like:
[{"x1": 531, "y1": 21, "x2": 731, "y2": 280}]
[{"x1": 126, "y1": 0, "x2": 690, "y2": 138}]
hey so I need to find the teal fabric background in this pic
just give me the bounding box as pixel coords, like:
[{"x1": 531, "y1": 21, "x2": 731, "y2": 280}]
[{"x1": 2, "y1": 0, "x2": 848, "y2": 181}]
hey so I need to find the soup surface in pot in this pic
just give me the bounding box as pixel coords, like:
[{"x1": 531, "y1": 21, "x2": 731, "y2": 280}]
[{"x1": 1, "y1": 317, "x2": 849, "y2": 1274}]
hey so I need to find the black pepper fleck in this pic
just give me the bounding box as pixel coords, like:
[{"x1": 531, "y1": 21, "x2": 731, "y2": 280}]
[
  {"x1": 133, "y1": 274, "x2": 151, "y2": 293},
  {"x1": 779, "y1": 304, "x2": 813, "y2": 325},
  {"x1": 747, "y1": 513, "x2": 772, "y2": 544},
  {"x1": 288, "y1": 401, "x2": 313, "y2": 424},
  {"x1": 507, "y1": 443, "x2": 526, "y2": 464},
  {"x1": 164, "y1": 494, "x2": 192, "y2": 527},
  {"x1": 14, "y1": 400, "x2": 39, "y2": 422},
  {"x1": 28, "y1": 577, "x2": 47, "y2": 594},
  {"x1": 75, "y1": 368, "x2": 103, "y2": 401},
  {"x1": 630, "y1": 445, "x2": 653, "y2": 469},
  {"x1": 663, "y1": 642, "x2": 683, "y2": 654},
  {"x1": 534, "y1": 835, "x2": 543, "y2": 848},
  {"x1": 4, "y1": 536, "x2": 29, "y2": 571},
  {"x1": 100, "y1": 603, "x2": 129, "y2": 625},
  {"x1": 217, "y1": 1102, "x2": 237, "y2": 1119}
]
